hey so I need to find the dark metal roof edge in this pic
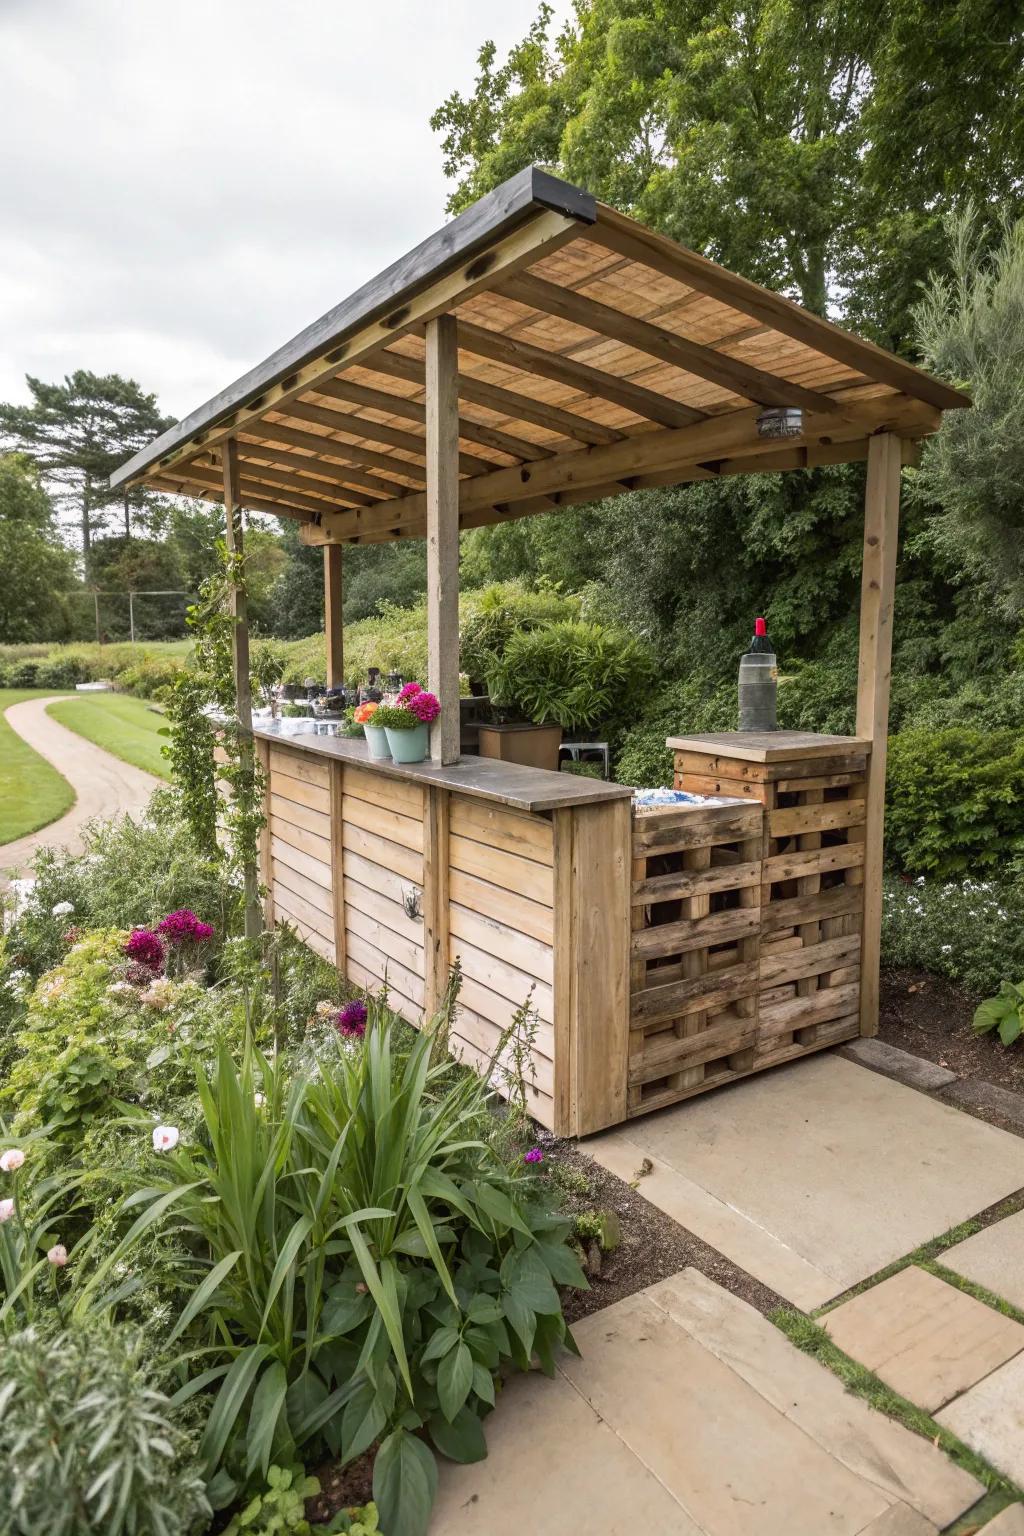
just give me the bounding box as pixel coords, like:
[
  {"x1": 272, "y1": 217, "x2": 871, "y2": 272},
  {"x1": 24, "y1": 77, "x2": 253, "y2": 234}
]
[{"x1": 110, "y1": 165, "x2": 596, "y2": 490}]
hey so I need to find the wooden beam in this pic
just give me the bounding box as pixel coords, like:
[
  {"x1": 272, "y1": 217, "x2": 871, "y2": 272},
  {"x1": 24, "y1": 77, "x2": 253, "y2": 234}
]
[
  {"x1": 304, "y1": 393, "x2": 939, "y2": 544},
  {"x1": 196, "y1": 453, "x2": 375, "y2": 509},
  {"x1": 222, "y1": 441, "x2": 262, "y2": 939},
  {"x1": 501, "y1": 272, "x2": 842, "y2": 413},
  {"x1": 284, "y1": 397, "x2": 496, "y2": 476},
  {"x1": 169, "y1": 459, "x2": 345, "y2": 516},
  {"x1": 315, "y1": 377, "x2": 552, "y2": 462},
  {"x1": 151, "y1": 474, "x2": 314, "y2": 525},
  {"x1": 587, "y1": 211, "x2": 972, "y2": 414},
  {"x1": 855, "y1": 432, "x2": 902, "y2": 1038},
  {"x1": 267, "y1": 404, "x2": 436, "y2": 482},
  {"x1": 425, "y1": 316, "x2": 461, "y2": 765},
  {"x1": 366, "y1": 347, "x2": 622, "y2": 446},
  {"x1": 235, "y1": 440, "x2": 388, "y2": 499},
  {"x1": 324, "y1": 544, "x2": 344, "y2": 688},
  {"x1": 240, "y1": 421, "x2": 417, "y2": 496},
  {"x1": 455, "y1": 319, "x2": 707, "y2": 429}
]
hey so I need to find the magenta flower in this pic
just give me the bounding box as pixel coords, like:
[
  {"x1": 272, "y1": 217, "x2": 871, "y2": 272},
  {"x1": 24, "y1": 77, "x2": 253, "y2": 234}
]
[
  {"x1": 524, "y1": 1147, "x2": 544, "y2": 1165},
  {"x1": 407, "y1": 689, "x2": 441, "y2": 724},
  {"x1": 335, "y1": 999, "x2": 368, "y2": 1039},
  {"x1": 158, "y1": 909, "x2": 215, "y2": 945},
  {"x1": 124, "y1": 928, "x2": 164, "y2": 970},
  {"x1": 396, "y1": 681, "x2": 422, "y2": 702}
]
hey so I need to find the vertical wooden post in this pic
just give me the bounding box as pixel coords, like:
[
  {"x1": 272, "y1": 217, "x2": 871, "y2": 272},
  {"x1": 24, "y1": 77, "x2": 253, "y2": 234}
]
[
  {"x1": 425, "y1": 314, "x2": 461, "y2": 764},
  {"x1": 422, "y1": 786, "x2": 451, "y2": 1020},
  {"x1": 855, "y1": 431, "x2": 902, "y2": 1037},
  {"x1": 324, "y1": 544, "x2": 344, "y2": 688},
  {"x1": 330, "y1": 761, "x2": 346, "y2": 974},
  {"x1": 222, "y1": 439, "x2": 262, "y2": 939}
]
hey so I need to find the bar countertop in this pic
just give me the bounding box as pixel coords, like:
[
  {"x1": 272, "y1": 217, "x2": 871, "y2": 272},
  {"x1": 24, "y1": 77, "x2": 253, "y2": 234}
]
[{"x1": 254, "y1": 720, "x2": 633, "y2": 815}]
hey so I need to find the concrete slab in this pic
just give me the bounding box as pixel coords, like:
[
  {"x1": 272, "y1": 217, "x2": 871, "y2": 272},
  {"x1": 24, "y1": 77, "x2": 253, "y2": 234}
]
[
  {"x1": 648, "y1": 1269, "x2": 982, "y2": 1529},
  {"x1": 980, "y1": 1505, "x2": 1024, "y2": 1534},
  {"x1": 943, "y1": 1210, "x2": 1024, "y2": 1310},
  {"x1": 857, "y1": 1508, "x2": 937, "y2": 1535},
  {"x1": 822, "y1": 1266, "x2": 1024, "y2": 1410},
  {"x1": 940, "y1": 1079, "x2": 1024, "y2": 1137},
  {"x1": 839, "y1": 1037, "x2": 957, "y2": 1092},
  {"x1": 937, "y1": 1352, "x2": 1024, "y2": 1487},
  {"x1": 585, "y1": 1055, "x2": 1024, "y2": 1305}
]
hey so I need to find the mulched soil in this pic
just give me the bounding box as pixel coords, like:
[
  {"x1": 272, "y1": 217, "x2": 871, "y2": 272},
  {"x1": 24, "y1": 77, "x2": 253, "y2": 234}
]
[{"x1": 879, "y1": 967, "x2": 1024, "y2": 1095}]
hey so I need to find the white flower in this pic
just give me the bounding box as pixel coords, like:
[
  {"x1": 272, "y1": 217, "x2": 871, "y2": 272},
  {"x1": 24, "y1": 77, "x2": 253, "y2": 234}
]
[
  {"x1": 941, "y1": 945, "x2": 952, "y2": 954},
  {"x1": 152, "y1": 1125, "x2": 180, "y2": 1152},
  {"x1": 254, "y1": 1092, "x2": 266, "y2": 1108},
  {"x1": 0, "y1": 1198, "x2": 14, "y2": 1223},
  {"x1": 0, "y1": 1148, "x2": 25, "y2": 1173},
  {"x1": 51, "y1": 901, "x2": 74, "y2": 917},
  {"x1": 47, "y1": 1244, "x2": 68, "y2": 1267}
]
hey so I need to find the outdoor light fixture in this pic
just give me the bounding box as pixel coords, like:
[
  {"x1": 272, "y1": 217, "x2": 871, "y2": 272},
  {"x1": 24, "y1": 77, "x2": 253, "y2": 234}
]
[{"x1": 756, "y1": 407, "x2": 804, "y2": 439}]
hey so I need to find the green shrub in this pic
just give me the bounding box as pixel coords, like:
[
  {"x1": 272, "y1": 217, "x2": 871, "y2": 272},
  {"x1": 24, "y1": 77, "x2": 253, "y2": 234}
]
[
  {"x1": 5, "y1": 659, "x2": 39, "y2": 687},
  {"x1": 92, "y1": 1018, "x2": 585, "y2": 1535},
  {"x1": 224, "y1": 1464, "x2": 320, "y2": 1534},
  {"x1": 487, "y1": 619, "x2": 652, "y2": 732},
  {"x1": 34, "y1": 655, "x2": 89, "y2": 689},
  {"x1": 0, "y1": 1322, "x2": 210, "y2": 1536},
  {"x1": 885, "y1": 728, "x2": 1024, "y2": 876},
  {"x1": 459, "y1": 582, "x2": 579, "y2": 683},
  {"x1": 613, "y1": 673, "x2": 734, "y2": 787},
  {"x1": 880, "y1": 871, "x2": 1024, "y2": 995},
  {"x1": 973, "y1": 981, "x2": 1024, "y2": 1046}
]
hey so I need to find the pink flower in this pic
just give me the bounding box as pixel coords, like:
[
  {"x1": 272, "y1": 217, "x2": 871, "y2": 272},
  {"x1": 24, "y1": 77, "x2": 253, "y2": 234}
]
[
  {"x1": 407, "y1": 689, "x2": 440, "y2": 724},
  {"x1": 47, "y1": 1244, "x2": 68, "y2": 1267},
  {"x1": 524, "y1": 1147, "x2": 544, "y2": 1165},
  {"x1": 152, "y1": 1125, "x2": 180, "y2": 1152},
  {"x1": 0, "y1": 1199, "x2": 14, "y2": 1223},
  {"x1": 0, "y1": 1148, "x2": 25, "y2": 1173},
  {"x1": 335, "y1": 999, "x2": 368, "y2": 1039},
  {"x1": 157, "y1": 909, "x2": 215, "y2": 945},
  {"x1": 124, "y1": 928, "x2": 165, "y2": 970},
  {"x1": 396, "y1": 682, "x2": 422, "y2": 702}
]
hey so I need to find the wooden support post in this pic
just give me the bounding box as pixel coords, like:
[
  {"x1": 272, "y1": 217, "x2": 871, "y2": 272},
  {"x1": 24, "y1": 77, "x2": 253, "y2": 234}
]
[
  {"x1": 855, "y1": 432, "x2": 902, "y2": 1036},
  {"x1": 422, "y1": 786, "x2": 451, "y2": 1020},
  {"x1": 330, "y1": 761, "x2": 346, "y2": 974},
  {"x1": 222, "y1": 439, "x2": 262, "y2": 939},
  {"x1": 425, "y1": 314, "x2": 461, "y2": 764},
  {"x1": 324, "y1": 544, "x2": 344, "y2": 688}
]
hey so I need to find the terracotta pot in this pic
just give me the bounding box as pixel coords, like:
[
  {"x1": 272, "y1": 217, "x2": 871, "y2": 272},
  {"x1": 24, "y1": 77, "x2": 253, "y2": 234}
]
[{"x1": 477, "y1": 722, "x2": 562, "y2": 772}]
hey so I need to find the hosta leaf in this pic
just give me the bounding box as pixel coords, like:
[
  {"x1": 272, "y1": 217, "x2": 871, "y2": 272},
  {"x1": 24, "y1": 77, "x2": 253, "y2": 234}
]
[
  {"x1": 437, "y1": 1340, "x2": 473, "y2": 1422},
  {"x1": 429, "y1": 1404, "x2": 488, "y2": 1463},
  {"x1": 973, "y1": 997, "x2": 1008, "y2": 1034},
  {"x1": 373, "y1": 1428, "x2": 438, "y2": 1536},
  {"x1": 999, "y1": 1009, "x2": 1024, "y2": 1047}
]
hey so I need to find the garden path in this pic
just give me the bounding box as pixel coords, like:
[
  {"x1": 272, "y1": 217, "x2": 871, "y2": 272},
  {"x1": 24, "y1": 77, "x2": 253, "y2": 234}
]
[{"x1": 0, "y1": 694, "x2": 162, "y2": 880}]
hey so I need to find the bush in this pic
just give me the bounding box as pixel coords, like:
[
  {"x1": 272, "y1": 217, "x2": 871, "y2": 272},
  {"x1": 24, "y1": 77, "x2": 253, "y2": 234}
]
[
  {"x1": 459, "y1": 582, "x2": 579, "y2": 683},
  {"x1": 613, "y1": 673, "x2": 734, "y2": 787},
  {"x1": 0, "y1": 1322, "x2": 210, "y2": 1536},
  {"x1": 487, "y1": 619, "x2": 653, "y2": 732},
  {"x1": 880, "y1": 871, "x2": 1024, "y2": 996},
  {"x1": 4, "y1": 659, "x2": 40, "y2": 688},
  {"x1": 885, "y1": 727, "x2": 1024, "y2": 876}
]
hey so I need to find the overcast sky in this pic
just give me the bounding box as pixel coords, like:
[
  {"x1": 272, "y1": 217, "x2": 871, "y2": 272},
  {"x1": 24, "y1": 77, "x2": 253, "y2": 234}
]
[{"x1": 0, "y1": 0, "x2": 573, "y2": 420}]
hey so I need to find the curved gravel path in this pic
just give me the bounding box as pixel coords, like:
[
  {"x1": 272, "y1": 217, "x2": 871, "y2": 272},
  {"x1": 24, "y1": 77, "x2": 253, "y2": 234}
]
[{"x1": 0, "y1": 694, "x2": 163, "y2": 880}]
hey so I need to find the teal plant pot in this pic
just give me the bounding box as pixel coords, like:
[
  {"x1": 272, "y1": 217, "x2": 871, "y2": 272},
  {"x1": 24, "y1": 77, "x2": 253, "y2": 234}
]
[
  {"x1": 363, "y1": 722, "x2": 391, "y2": 761},
  {"x1": 385, "y1": 723, "x2": 428, "y2": 763}
]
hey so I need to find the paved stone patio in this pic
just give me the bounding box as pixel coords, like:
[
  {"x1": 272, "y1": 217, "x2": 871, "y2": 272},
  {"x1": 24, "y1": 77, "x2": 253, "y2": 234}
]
[
  {"x1": 944, "y1": 1209, "x2": 1024, "y2": 1311},
  {"x1": 937, "y1": 1350, "x2": 1024, "y2": 1488},
  {"x1": 822, "y1": 1265, "x2": 1024, "y2": 1410},
  {"x1": 432, "y1": 1269, "x2": 981, "y2": 1534},
  {"x1": 585, "y1": 1055, "x2": 1024, "y2": 1308}
]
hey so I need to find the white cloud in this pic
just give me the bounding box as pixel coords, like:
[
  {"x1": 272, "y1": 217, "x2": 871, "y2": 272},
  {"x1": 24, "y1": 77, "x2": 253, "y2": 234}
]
[{"x1": 0, "y1": 0, "x2": 574, "y2": 418}]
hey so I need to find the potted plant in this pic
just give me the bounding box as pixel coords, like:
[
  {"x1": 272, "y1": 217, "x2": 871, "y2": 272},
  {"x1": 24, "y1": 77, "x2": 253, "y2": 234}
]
[
  {"x1": 375, "y1": 682, "x2": 440, "y2": 764},
  {"x1": 354, "y1": 700, "x2": 389, "y2": 760},
  {"x1": 481, "y1": 620, "x2": 651, "y2": 772}
]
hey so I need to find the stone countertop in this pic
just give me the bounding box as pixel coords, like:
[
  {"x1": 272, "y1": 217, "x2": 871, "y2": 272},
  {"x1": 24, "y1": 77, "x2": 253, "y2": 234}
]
[{"x1": 254, "y1": 720, "x2": 634, "y2": 815}]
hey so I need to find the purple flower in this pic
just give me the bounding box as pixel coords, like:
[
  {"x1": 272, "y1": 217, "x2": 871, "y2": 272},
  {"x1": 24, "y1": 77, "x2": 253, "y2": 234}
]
[
  {"x1": 124, "y1": 928, "x2": 165, "y2": 970},
  {"x1": 396, "y1": 681, "x2": 422, "y2": 702},
  {"x1": 157, "y1": 909, "x2": 215, "y2": 945},
  {"x1": 335, "y1": 999, "x2": 368, "y2": 1039},
  {"x1": 407, "y1": 689, "x2": 440, "y2": 724},
  {"x1": 524, "y1": 1147, "x2": 544, "y2": 1165}
]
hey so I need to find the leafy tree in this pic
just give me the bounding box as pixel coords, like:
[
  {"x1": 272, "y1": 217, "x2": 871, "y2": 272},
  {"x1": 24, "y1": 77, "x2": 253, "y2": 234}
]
[
  {"x1": 0, "y1": 456, "x2": 78, "y2": 642},
  {"x1": 0, "y1": 371, "x2": 174, "y2": 564},
  {"x1": 88, "y1": 535, "x2": 188, "y2": 640}
]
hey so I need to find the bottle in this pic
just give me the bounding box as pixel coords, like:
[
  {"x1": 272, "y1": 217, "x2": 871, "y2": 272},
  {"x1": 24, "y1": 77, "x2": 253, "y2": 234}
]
[
  {"x1": 738, "y1": 617, "x2": 778, "y2": 731},
  {"x1": 359, "y1": 667, "x2": 383, "y2": 705}
]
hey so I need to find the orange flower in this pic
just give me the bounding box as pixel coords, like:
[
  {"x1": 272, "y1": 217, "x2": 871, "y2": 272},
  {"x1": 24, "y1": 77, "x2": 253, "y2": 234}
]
[{"x1": 353, "y1": 701, "x2": 378, "y2": 724}]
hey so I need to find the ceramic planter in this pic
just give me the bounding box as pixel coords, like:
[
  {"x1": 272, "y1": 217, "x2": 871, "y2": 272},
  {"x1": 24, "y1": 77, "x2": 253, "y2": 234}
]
[
  {"x1": 385, "y1": 722, "x2": 429, "y2": 763},
  {"x1": 363, "y1": 722, "x2": 392, "y2": 760}
]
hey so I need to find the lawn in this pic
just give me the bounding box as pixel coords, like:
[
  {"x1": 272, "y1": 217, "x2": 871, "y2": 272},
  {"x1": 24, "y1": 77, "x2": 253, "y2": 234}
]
[
  {"x1": 47, "y1": 692, "x2": 171, "y2": 781},
  {"x1": 0, "y1": 689, "x2": 76, "y2": 845}
]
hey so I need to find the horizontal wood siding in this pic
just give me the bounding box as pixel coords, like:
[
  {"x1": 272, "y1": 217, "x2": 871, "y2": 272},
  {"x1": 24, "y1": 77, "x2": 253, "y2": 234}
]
[
  {"x1": 266, "y1": 745, "x2": 336, "y2": 963},
  {"x1": 341, "y1": 771, "x2": 426, "y2": 1024}
]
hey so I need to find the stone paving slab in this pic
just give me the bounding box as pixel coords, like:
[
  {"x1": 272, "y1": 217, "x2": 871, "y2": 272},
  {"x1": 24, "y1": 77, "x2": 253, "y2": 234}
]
[
  {"x1": 839, "y1": 1037, "x2": 957, "y2": 1092},
  {"x1": 943, "y1": 1210, "x2": 1024, "y2": 1311},
  {"x1": 585, "y1": 1055, "x2": 1024, "y2": 1305},
  {"x1": 937, "y1": 1351, "x2": 1024, "y2": 1487},
  {"x1": 981, "y1": 1504, "x2": 1024, "y2": 1533},
  {"x1": 822, "y1": 1266, "x2": 1024, "y2": 1410},
  {"x1": 432, "y1": 1270, "x2": 982, "y2": 1534}
]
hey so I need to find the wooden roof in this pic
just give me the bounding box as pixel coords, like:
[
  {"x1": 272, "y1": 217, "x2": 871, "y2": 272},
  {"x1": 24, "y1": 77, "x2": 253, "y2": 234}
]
[{"x1": 111, "y1": 166, "x2": 968, "y2": 545}]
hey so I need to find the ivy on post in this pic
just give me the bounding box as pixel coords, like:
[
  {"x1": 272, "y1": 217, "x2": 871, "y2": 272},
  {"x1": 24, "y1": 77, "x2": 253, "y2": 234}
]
[{"x1": 222, "y1": 440, "x2": 264, "y2": 939}]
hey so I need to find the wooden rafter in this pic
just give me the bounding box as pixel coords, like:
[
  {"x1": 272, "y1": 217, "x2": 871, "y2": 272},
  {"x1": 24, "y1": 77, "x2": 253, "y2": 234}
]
[
  {"x1": 162, "y1": 460, "x2": 342, "y2": 517},
  {"x1": 283, "y1": 397, "x2": 498, "y2": 476},
  {"x1": 454, "y1": 319, "x2": 706, "y2": 429},
  {"x1": 150, "y1": 476, "x2": 314, "y2": 523},
  {"x1": 499, "y1": 273, "x2": 843, "y2": 413},
  {"x1": 315, "y1": 377, "x2": 554, "y2": 461},
  {"x1": 241, "y1": 421, "x2": 421, "y2": 495},
  {"x1": 193, "y1": 453, "x2": 376, "y2": 510},
  {"x1": 233, "y1": 443, "x2": 386, "y2": 503}
]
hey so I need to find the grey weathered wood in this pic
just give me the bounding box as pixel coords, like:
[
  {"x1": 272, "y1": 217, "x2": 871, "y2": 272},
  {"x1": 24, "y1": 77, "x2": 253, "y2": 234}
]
[
  {"x1": 223, "y1": 441, "x2": 262, "y2": 939},
  {"x1": 426, "y1": 315, "x2": 461, "y2": 765},
  {"x1": 252, "y1": 723, "x2": 633, "y2": 814},
  {"x1": 110, "y1": 167, "x2": 597, "y2": 490},
  {"x1": 324, "y1": 544, "x2": 343, "y2": 688},
  {"x1": 667, "y1": 731, "x2": 871, "y2": 763}
]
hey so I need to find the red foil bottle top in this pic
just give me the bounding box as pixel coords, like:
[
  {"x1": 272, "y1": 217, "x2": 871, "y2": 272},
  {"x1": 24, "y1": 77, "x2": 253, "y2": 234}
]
[{"x1": 754, "y1": 617, "x2": 767, "y2": 636}]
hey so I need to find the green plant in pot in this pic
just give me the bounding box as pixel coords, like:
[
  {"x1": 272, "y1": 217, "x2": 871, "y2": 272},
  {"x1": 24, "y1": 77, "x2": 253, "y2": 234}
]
[
  {"x1": 375, "y1": 683, "x2": 440, "y2": 764},
  {"x1": 482, "y1": 620, "x2": 652, "y2": 771}
]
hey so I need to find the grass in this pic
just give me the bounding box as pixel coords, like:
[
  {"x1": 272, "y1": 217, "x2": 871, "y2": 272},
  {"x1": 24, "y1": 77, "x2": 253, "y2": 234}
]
[
  {"x1": 46, "y1": 693, "x2": 171, "y2": 781},
  {"x1": 0, "y1": 689, "x2": 76, "y2": 845}
]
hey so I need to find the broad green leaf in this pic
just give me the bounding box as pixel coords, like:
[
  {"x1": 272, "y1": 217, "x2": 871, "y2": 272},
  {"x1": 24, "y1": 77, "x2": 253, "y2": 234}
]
[
  {"x1": 420, "y1": 1325, "x2": 460, "y2": 1365},
  {"x1": 535, "y1": 1237, "x2": 589, "y2": 1289},
  {"x1": 347, "y1": 1225, "x2": 412, "y2": 1399},
  {"x1": 473, "y1": 1181, "x2": 531, "y2": 1235},
  {"x1": 437, "y1": 1340, "x2": 473, "y2": 1423},
  {"x1": 502, "y1": 1289, "x2": 536, "y2": 1359},
  {"x1": 373, "y1": 1428, "x2": 438, "y2": 1536},
  {"x1": 999, "y1": 1009, "x2": 1024, "y2": 1047},
  {"x1": 246, "y1": 1360, "x2": 288, "y2": 1478},
  {"x1": 342, "y1": 1377, "x2": 389, "y2": 1465},
  {"x1": 973, "y1": 997, "x2": 1008, "y2": 1034},
  {"x1": 465, "y1": 1295, "x2": 503, "y2": 1325},
  {"x1": 471, "y1": 1362, "x2": 495, "y2": 1407},
  {"x1": 429, "y1": 1404, "x2": 488, "y2": 1464},
  {"x1": 200, "y1": 1345, "x2": 272, "y2": 1476},
  {"x1": 258, "y1": 1215, "x2": 313, "y2": 1337},
  {"x1": 501, "y1": 1247, "x2": 561, "y2": 1314}
]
